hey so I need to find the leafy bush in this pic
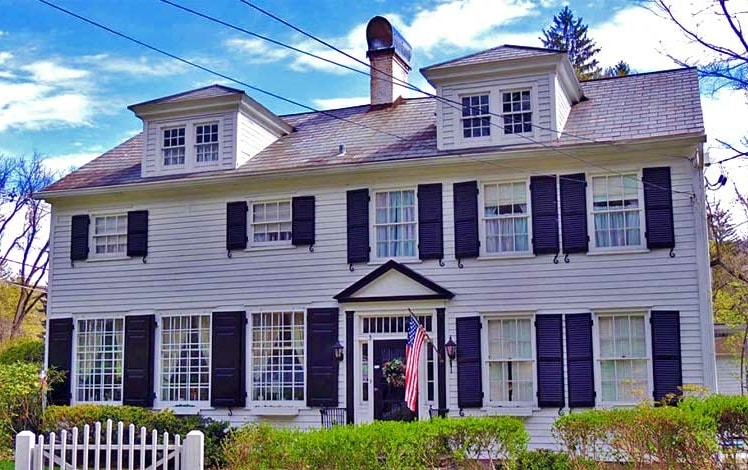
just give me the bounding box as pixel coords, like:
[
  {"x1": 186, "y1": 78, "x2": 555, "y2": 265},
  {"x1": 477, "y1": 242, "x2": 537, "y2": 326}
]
[
  {"x1": 516, "y1": 449, "x2": 572, "y2": 469},
  {"x1": 0, "y1": 362, "x2": 49, "y2": 459},
  {"x1": 553, "y1": 404, "x2": 717, "y2": 469},
  {"x1": 43, "y1": 405, "x2": 229, "y2": 469},
  {"x1": 680, "y1": 394, "x2": 748, "y2": 467},
  {"x1": 223, "y1": 416, "x2": 528, "y2": 470},
  {"x1": 0, "y1": 338, "x2": 43, "y2": 364}
]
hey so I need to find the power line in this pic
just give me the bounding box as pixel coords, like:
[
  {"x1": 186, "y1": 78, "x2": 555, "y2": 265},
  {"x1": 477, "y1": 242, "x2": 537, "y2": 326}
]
[{"x1": 36, "y1": 0, "x2": 409, "y2": 143}]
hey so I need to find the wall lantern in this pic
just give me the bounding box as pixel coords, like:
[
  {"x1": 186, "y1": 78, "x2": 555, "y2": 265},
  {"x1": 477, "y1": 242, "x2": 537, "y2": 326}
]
[
  {"x1": 445, "y1": 336, "x2": 457, "y2": 372},
  {"x1": 333, "y1": 341, "x2": 345, "y2": 361}
]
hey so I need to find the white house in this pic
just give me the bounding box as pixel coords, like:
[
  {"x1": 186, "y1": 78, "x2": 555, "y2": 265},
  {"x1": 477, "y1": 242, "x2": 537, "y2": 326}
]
[{"x1": 38, "y1": 17, "x2": 714, "y2": 448}]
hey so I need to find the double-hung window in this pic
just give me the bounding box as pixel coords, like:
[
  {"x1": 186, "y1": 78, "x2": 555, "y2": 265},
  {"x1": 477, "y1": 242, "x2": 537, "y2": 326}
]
[
  {"x1": 483, "y1": 182, "x2": 530, "y2": 254},
  {"x1": 162, "y1": 127, "x2": 186, "y2": 166},
  {"x1": 598, "y1": 314, "x2": 649, "y2": 402},
  {"x1": 76, "y1": 318, "x2": 124, "y2": 403},
  {"x1": 251, "y1": 311, "x2": 305, "y2": 402},
  {"x1": 461, "y1": 94, "x2": 491, "y2": 138},
  {"x1": 251, "y1": 200, "x2": 292, "y2": 246},
  {"x1": 160, "y1": 315, "x2": 211, "y2": 403},
  {"x1": 92, "y1": 215, "x2": 127, "y2": 257},
  {"x1": 591, "y1": 174, "x2": 642, "y2": 249},
  {"x1": 502, "y1": 90, "x2": 532, "y2": 135},
  {"x1": 374, "y1": 189, "x2": 417, "y2": 258},
  {"x1": 486, "y1": 317, "x2": 534, "y2": 405},
  {"x1": 195, "y1": 123, "x2": 219, "y2": 162}
]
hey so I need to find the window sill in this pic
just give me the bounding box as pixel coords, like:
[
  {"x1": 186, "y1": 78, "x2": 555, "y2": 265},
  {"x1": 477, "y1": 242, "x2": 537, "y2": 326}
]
[
  {"x1": 477, "y1": 253, "x2": 534, "y2": 261},
  {"x1": 368, "y1": 258, "x2": 422, "y2": 266},
  {"x1": 249, "y1": 406, "x2": 302, "y2": 416},
  {"x1": 245, "y1": 244, "x2": 296, "y2": 252},
  {"x1": 586, "y1": 248, "x2": 650, "y2": 256},
  {"x1": 482, "y1": 406, "x2": 536, "y2": 416},
  {"x1": 86, "y1": 255, "x2": 131, "y2": 262},
  {"x1": 169, "y1": 405, "x2": 204, "y2": 416}
]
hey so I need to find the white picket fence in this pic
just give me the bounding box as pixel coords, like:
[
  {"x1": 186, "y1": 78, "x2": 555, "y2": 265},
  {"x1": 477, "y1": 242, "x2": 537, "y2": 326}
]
[{"x1": 14, "y1": 419, "x2": 204, "y2": 470}]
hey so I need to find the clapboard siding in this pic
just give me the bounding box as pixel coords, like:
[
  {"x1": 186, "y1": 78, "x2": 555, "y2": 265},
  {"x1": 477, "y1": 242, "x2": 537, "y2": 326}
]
[
  {"x1": 554, "y1": 75, "x2": 572, "y2": 136},
  {"x1": 47, "y1": 149, "x2": 709, "y2": 446},
  {"x1": 438, "y1": 73, "x2": 554, "y2": 150},
  {"x1": 716, "y1": 355, "x2": 743, "y2": 396},
  {"x1": 236, "y1": 112, "x2": 281, "y2": 167}
]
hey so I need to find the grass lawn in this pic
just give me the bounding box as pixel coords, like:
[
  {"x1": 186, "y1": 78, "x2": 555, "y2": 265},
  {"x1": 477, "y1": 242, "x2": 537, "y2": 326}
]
[{"x1": 0, "y1": 461, "x2": 12, "y2": 470}]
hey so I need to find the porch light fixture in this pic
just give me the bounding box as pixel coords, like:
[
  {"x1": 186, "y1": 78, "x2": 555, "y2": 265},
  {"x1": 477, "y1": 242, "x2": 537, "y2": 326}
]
[
  {"x1": 333, "y1": 341, "x2": 345, "y2": 361},
  {"x1": 445, "y1": 336, "x2": 457, "y2": 372}
]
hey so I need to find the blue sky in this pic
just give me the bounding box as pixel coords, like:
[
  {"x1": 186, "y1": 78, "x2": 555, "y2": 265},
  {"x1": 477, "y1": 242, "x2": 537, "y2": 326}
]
[{"x1": 0, "y1": 0, "x2": 746, "y2": 199}]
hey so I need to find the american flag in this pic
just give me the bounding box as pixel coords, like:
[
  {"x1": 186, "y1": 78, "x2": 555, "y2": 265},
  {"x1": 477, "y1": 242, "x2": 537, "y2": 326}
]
[{"x1": 404, "y1": 314, "x2": 427, "y2": 412}]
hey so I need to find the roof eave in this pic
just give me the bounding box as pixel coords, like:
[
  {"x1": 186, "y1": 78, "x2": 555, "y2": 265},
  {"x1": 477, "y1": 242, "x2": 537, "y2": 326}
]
[{"x1": 421, "y1": 53, "x2": 564, "y2": 87}]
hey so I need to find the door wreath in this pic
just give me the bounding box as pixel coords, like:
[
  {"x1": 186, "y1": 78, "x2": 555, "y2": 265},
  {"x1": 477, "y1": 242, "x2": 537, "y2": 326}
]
[{"x1": 382, "y1": 358, "x2": 406, "y2": 388}]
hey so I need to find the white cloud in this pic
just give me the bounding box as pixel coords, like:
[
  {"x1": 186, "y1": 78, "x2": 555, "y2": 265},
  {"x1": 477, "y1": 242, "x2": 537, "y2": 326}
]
[
  {"x1": 78, "y1": 54, "x2": 188, "y2": 77},
  {"x1": 0, "y1": 51, "x2": 12, "y2": 65},
  {"x1": 0, "y1": 31, "x2": 7, "y2": 37},
  {"x1": 43, "y1": 151, "x2": 100, "y2": 175},
  {"x1": 224, "y1": 38, "x2": 293, "y2": 63},
  {"x1": 0, "y1": 89, "x2": 92, "y2": 132},
  {"x1": 312, "y1": 96, "x2": 369, "y2": 109},
  {"x1": 20, "y1": 60, "x2": 89, "y2": 83}
]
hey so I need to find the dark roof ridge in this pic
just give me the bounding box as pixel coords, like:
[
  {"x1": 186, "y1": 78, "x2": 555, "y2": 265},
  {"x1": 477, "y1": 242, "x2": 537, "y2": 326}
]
[
  {"x1": 278, "y1": 96, "x2": 435, "y2": 119},
  {"x1": 127, "y1": 84, "x2": 244, "y2": 109},
  {"x1": 582, "y1": 66, "x2": 697, "y2": 83},
  {"x1": 422, "y1": 44, "x2": 563, "y2": 70}
]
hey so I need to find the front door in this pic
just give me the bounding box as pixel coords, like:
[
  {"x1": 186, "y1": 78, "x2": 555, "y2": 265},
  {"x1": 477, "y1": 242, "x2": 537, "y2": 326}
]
[{"x1": 373, "y1": 339, "x2": 414, "y2": 421}]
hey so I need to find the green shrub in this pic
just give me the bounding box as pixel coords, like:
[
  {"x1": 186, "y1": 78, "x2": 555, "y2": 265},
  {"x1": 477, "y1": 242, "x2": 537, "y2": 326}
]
[
  {"x1": 553, "y1": 404, "x2": 717, "y2": 469},
  {"x1": 43, "y1": 405, "x2": 228, "y2": 469},
  {"x1": 680, "y1": 394, "x2": 748, "y2": 467},
  {"x1": 223, "y1": 416, "x2": 528, "y2": 470},
  {"x1": 0, "y1": 338, "x2": 43, "y2": 364},
  {"x1": 516, "y1": 449, "x2": 572, "y2": 469},
  {"x1": 0, "y1": 362, "x2": 50, "y2": 459}
]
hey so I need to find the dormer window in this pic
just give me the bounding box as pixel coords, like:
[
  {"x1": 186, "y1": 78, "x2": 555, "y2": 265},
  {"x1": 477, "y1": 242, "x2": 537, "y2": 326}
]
[
  {"x1": 195, "y1": 123, "x2": 219, "y2": 163},
  {"x1": 502, "y1": 90, "x2": 532, "y2": 135},
  {"x1": 162, "y1": 127, "x2": 186, "y2": 166},
  {"x1": 461, "y1": 94, "x2": 491, "y2": 138}
]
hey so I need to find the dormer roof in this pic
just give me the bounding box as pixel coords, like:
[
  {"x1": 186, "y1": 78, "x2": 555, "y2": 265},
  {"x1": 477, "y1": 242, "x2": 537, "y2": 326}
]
[
  {"x1": 127, "y1": 84, "x2": 244, "y2": 109},
  {"x1": 422, "y1": 45, "x2": 564, "y2": 71}
]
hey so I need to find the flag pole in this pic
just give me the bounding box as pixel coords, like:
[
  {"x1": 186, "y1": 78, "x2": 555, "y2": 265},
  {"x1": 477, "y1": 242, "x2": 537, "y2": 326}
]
[{"x1": 407, "y1": 308, "x2": 444, "y2": 361}]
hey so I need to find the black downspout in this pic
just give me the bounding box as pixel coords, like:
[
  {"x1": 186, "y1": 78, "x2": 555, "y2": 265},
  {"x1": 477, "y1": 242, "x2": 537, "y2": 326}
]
[{"x1": 346, "y1": 310, "x2": 355, "y2": 424}]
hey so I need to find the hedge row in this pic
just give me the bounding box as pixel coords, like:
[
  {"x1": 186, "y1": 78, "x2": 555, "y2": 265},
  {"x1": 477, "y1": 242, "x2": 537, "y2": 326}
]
[{"x1": 223, "y1": 417, "x2": 529, "y2": 470}]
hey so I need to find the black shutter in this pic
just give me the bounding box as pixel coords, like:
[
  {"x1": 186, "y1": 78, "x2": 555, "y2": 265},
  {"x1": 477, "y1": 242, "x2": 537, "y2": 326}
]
[
  {"x1": 456, "y1": 316, "x2": 482, "y2": 408},
  {"x1": 418, "y1": 183, "x2": 443, "y2": 260},
  {"x1": 651, "y1": 311, "x2": 682, "y2": 402},
  {"x1": 211, "y1": 311, "x2": 246, "y2": 408},
  {"x1": 560, "y1": 173, "x2": 588, "y2": 254},
  {"x1": 536, "y1": 315, "x2": 564, "y2": 408},
  {"x1": 346, "y1": 189, "x2": 370, "y2": 264},
  {"x1": 566, "y1": 313, "x2": 595, "y2": 407},
  {"x1": 643, "y1": 167, "x2": 675, "y2": 250},
  {"x1": 123, "y1": 315, "x2": 155, "y2": 407},
  {"x1": 126, "y1": 210, "x2": 149, "y2": 258},
  {"x1": 530, "y1": 176, "x2": 560, "y2": 255},
  {"x1": 453, "y1": 181, "x2": 479, "y2": 260},
  {"x1": 48, "y1": 318, "x2": 73, "y2": 405},
  {"x1": 292, "y1": 196, "x2": 315, "y2": 246},
  {"x1": 70, "y1": 215, "x2": 90, "y2": 261},
  {"x1": 226, "y1": 201, "x2": 248, "y2": 251},
  {"x1": 306, "y1": 308, "x2": 339, "y2": 407}
]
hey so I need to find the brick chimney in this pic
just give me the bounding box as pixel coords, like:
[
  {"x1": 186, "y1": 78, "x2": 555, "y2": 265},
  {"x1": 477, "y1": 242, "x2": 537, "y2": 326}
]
[{"x1": 366, "y1": 16, "x2": 412, "y2": 107}]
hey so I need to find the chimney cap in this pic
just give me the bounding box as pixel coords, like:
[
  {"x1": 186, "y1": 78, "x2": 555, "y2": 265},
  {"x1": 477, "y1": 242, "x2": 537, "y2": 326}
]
[{"x1": 366, "y1": 16, "x2": 412, "y2": 63}]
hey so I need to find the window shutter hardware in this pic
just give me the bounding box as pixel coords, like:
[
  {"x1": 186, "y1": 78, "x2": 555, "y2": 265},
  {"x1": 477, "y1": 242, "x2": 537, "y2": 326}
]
[
  {"x1": 669, "y1": 247, "x2": 676, "y2": 258},
  {"x1": 564, "y1": 253, "x2": 570, "y2": 263},
  {"x1": 552, "y1": 252, "x2": 559, "y2": 264}
]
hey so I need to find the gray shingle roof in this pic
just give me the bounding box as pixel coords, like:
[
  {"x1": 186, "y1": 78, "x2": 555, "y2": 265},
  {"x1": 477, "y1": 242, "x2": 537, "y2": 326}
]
[
  {"x1": 128, "y1": 84, "x2": 243, "y2": 108},
  {"x1": 422, "y1": 45, "x2": 563, "y2": 71},
  {"x1": 42, "y1": 67, "x2": 704, "y2": 194}
]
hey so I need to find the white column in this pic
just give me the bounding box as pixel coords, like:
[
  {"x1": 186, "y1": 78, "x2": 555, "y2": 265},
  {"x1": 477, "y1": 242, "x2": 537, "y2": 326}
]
[
  {"x1": 182, "y1": 430, "x2": 204, "y2": 470},
  {"x1": 15, "y1": 431, "x2": 36, "y2": 470}
]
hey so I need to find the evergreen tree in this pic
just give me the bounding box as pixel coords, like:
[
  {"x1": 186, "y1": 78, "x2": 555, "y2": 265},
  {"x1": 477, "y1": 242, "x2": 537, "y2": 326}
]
[
  {"x1": 540, "y1": 6, "x2": 602, "y2": 80},
  {"x1": 604, "y1": 60, "x2": 631, "y2": 78}
]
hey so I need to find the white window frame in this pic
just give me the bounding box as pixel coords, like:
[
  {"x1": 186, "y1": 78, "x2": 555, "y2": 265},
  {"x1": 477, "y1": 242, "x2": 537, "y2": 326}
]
[
  {"x1": 479, "y1": 179, "x2": 533, "y2": 258},
  {"x1": 90, "y1": 213, "x2": 128, "y2": 259},
  {"x1": 370, "y1": 187, "x2": 419, "y2": 261},
  {"x1": 593, "y1": 310, "x2": 653, "y2": 405},
  {"x1": 587, "y1": 171, "x2": 646, "y2": 253},
  {"x1": 194, "y1": 121, "x2": 220, "y2": 164},
  {"x1": 249, "y1": 310, "x2": 306, "y2": 405},
  {"x1": 156, "y1": 117, "x2": 222, "y2": 173},
  {"x1": 161, "y1": 126, "x2": 186, "y2": 167},
  {"x1": 482, "y1": 314, "x2": 537, "y2": 408},
  {"x1": 500, "y1": 88, "x2": 534, "y2": 136},
  {"x1": 158, "y1": 313, "x2": 212, "y2": 406},
  {"x1": 73, "y1": 316, "x2": 125, "y2": 404},
  {"x1": 249, "y1": 199, "x2": 293, "y2": 248},
  {"x1": 460, "y1": 92, "x2": 492, "y2": 141}
]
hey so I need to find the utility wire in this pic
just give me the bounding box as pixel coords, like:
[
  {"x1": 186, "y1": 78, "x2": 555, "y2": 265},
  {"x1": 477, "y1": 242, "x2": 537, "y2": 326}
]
[{"x1": 36, "y1": 0, "x2": 409, "y2": 143}]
